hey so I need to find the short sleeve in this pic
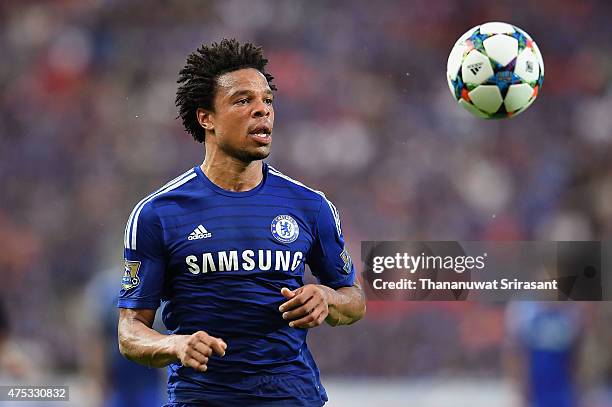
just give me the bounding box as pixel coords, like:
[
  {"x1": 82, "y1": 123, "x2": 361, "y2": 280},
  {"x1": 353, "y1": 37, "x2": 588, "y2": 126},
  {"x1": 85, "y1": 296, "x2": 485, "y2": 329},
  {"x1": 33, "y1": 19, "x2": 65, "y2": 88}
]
[
  {"x1": 307, "y1": 196, "x2": 355, "y2": 289},
  {"x1": 117, "y1": 202, "x2": 167, "y2": 310}
]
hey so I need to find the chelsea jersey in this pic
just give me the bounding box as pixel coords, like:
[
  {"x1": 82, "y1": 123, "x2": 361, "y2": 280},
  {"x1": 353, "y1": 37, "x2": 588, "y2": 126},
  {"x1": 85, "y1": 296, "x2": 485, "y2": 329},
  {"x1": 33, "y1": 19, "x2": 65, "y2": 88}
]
[{"x1": 117, "y1": 163, "x2": 355, "y2": 406}]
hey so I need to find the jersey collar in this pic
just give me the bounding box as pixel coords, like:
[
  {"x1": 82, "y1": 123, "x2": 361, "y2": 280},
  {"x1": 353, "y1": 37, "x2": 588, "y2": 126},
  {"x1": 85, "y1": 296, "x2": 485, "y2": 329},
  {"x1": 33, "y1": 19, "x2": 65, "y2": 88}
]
[{"x1": 194, "y1": 162, "x2": 268, "y2": 197}]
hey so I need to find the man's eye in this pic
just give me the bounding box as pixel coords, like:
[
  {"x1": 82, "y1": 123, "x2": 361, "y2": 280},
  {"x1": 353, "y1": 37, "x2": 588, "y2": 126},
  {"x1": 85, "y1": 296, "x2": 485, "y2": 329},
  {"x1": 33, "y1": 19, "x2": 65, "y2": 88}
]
[
  {"x1": 236, "y1": 99, "x2": 249, "y2": 105},
  {"x1": 265, "y1": 98, "x2": 273, "y2": 105}
]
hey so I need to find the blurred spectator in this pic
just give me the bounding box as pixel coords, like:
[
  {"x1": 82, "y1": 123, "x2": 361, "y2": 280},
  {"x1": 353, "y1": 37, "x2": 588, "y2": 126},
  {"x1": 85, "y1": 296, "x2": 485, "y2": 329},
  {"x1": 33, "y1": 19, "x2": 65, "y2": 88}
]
[{"x1": 0, "y1": 300, "x2": 42, "y2": 381}]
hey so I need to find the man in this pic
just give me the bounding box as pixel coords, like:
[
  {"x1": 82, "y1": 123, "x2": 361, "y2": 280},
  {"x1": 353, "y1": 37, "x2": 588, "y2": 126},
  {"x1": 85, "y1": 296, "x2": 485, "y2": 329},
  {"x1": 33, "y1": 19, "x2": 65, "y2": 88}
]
[
  {"x1": 117, "y1": 39, "x2": 365, "y2": 407},
  {"x1": 505, "y1": 302, "x2": 584, "y2": 407},
  {"x1": 83, "y1": 268, "x2": 165, "y2": 407}
]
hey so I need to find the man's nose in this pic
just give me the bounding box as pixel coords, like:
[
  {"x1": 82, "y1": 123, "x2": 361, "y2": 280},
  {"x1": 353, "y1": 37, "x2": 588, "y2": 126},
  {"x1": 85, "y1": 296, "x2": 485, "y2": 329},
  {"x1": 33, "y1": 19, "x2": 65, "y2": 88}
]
[{"x1": 252, "y1": 100, "x2": 271, "y2": 117}]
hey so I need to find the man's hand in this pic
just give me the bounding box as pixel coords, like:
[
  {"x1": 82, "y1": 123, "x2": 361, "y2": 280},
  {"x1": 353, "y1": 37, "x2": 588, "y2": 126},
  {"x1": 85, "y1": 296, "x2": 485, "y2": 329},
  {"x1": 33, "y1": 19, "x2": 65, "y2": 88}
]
[
  {"x1": 173, "y1": 331, "x2": 227, "y2": 373},
  {"x1": 279, "y1": 285, "x2": 331, "y2": 329}
]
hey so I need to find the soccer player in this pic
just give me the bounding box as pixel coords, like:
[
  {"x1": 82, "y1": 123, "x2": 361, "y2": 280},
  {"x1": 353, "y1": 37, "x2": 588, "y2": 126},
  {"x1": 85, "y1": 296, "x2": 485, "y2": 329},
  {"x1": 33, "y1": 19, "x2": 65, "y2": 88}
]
[
  {"x1": 117, "y1": 39, "x2": 365, "y2": 407},
  {"x1": 505, "y1": 302, "x2": 584, "y2": 407}
]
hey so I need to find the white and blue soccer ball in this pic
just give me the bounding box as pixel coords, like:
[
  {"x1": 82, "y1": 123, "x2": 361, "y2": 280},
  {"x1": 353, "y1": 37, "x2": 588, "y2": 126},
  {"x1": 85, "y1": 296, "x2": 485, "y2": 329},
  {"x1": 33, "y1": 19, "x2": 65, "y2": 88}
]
[{"x1": 447, "y1": 22, "x2": 544, "y2": 119}]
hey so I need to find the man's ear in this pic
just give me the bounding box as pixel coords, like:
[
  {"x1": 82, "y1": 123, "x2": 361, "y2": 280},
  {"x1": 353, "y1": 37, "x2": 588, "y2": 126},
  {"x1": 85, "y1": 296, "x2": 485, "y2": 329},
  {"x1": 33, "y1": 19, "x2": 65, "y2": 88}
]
[{"x1": 196, "y1": 108, "x2": 214, "y2": 133}]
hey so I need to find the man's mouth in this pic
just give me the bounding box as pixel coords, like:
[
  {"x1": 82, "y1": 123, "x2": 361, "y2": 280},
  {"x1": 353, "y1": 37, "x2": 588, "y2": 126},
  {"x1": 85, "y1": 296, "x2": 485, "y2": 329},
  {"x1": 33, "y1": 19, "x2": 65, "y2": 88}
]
[{"x1": 248, "y1": 124, "x2": 272, "y2": 144}]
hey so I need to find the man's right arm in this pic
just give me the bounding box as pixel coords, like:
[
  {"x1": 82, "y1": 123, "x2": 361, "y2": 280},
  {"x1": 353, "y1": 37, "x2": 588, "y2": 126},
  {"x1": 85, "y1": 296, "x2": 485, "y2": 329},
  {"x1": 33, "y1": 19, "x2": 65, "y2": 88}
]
[
  {"x1": 119, "y1": 200, "x2": 226, "y2": 372},
  {"x1": 118, "y1": 308, "x2": 226, "y2": 372}
]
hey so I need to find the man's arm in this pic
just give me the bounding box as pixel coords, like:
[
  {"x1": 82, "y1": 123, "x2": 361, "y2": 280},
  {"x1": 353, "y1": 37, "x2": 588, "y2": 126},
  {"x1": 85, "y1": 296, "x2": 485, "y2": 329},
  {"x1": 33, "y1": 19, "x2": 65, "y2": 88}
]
[
  {"x1": 286, "y1": 194, "x2": 365, "y2": 328},
  {"x1": 322, "y1": 282, "x2": 366, "y2": 326},
  {"x1": 118, "y1": 308, "x2": 226, "y2": 372},
  {"x1": 279, "y1": 282, "x2": 366, "y2": 328}
]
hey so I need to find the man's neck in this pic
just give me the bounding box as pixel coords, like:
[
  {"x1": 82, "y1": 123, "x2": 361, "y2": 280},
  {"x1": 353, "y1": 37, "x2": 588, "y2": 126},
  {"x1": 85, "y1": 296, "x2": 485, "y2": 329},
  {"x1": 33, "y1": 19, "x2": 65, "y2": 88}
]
[{"x1": 200, "y1": 152, "x2": 263, "y2": 192}]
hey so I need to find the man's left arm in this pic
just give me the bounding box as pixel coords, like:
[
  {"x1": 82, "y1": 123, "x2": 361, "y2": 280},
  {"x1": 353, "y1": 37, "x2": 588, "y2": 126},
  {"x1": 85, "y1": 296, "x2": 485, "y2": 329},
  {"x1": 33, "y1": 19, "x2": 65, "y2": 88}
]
[
  {"x1": 322, "y1": 282, "x2": 365, "y2": 326},
  {"x1": 279, "y1": 282, "x2": 365, "y2": 328},
  {"x1": 280, "y1": 196, "x2": 365, "y2": 328}
]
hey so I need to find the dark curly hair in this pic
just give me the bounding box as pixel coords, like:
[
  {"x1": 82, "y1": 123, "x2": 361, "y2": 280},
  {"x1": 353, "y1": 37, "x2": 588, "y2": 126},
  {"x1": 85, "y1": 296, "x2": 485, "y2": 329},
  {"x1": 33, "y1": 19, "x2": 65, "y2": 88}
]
[{"x1": 175, "y1": 39, "x2": 276, "y2": 143}]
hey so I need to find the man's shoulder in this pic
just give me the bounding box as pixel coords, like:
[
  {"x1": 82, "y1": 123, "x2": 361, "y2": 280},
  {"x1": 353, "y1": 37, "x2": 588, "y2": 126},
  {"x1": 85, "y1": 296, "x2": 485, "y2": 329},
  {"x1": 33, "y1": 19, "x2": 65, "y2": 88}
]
[
  {"x1": 266, "y1": 165, "x2": 326, "y2": 203},
  {"x1": 267, "y1": 165, "x2": 342, "y2": 235},
  {"x1": 130, "y1": 167, "x2": 200, "y2": 211},
  {"x1": 124, "y1": 168, "x2": 200, "y2": 249}
]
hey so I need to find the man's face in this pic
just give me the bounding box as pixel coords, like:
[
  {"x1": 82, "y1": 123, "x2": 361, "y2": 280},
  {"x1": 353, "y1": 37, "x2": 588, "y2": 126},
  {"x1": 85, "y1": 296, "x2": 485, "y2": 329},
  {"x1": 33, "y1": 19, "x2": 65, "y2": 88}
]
[{"x1": 203, "y1": 68, "x2": 274, "y2": 162}]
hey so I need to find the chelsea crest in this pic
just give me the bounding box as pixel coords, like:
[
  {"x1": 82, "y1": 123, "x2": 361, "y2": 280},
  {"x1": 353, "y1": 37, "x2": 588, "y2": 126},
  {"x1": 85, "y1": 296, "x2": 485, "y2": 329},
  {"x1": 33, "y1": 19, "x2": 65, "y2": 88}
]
[{"x1": 271, "y1": 215, "x2": 299, "y2": 244}]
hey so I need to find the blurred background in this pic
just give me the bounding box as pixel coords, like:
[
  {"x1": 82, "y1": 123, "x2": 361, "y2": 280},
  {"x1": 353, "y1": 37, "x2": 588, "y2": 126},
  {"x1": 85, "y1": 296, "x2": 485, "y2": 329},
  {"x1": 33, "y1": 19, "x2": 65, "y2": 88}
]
[{"x1": 1, "y1": 0, "x2": 612, "y2": 406}]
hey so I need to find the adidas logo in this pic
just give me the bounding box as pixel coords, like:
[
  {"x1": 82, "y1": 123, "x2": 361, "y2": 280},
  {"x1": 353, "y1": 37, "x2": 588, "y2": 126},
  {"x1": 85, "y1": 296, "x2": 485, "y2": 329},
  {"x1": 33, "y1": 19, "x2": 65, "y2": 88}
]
[
  {"x1": 188, "y1": 225, "x2": 212, "y2": 240},
  {"x1": 467, "y1": 62, "x2": 483, "y2": 75}
]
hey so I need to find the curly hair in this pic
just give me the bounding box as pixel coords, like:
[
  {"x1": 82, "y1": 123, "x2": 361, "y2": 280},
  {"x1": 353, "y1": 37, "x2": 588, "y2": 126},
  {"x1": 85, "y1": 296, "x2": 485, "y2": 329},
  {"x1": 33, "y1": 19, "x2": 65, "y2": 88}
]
[{"x1": 175, "y1": 39, "x2": 276, "y2": 143}]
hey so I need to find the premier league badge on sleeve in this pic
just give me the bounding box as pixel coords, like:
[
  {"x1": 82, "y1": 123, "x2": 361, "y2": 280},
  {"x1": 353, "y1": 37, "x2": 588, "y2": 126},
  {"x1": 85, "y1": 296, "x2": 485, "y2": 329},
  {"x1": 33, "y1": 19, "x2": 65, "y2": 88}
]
[
  {"x1": 122, "y1": 259, "x2": 141, "y2": 290},
  {"x1": 340, "y1": 248, "x2": 353, "y2": 274},
  {"x1": 271, "y1": 215, "x2": 300, "y2": 244}
]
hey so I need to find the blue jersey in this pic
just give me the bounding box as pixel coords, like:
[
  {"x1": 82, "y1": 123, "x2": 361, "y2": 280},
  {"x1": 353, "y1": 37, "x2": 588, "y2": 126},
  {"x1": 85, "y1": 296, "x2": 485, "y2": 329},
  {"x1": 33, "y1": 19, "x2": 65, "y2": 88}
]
[
  {"x1": 507, "y1": 303, "x2": 581, "y2": 407},
  {"x1": 117, "y1": 163, "x2": 355, "y2": 406}
]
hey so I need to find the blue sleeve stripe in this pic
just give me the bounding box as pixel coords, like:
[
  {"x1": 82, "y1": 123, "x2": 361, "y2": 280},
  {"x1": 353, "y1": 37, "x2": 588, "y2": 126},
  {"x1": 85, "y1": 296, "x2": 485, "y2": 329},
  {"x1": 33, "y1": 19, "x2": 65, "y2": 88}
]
[
  {"x1": 116, "y1": 298, "x2": 160, "y2": 310},
  {"x1": 124, "y1": 169, "x2": 196, "y2": 250},
  {"x1": 268, "y1": 166, "x2": 342, "y2": 236}
]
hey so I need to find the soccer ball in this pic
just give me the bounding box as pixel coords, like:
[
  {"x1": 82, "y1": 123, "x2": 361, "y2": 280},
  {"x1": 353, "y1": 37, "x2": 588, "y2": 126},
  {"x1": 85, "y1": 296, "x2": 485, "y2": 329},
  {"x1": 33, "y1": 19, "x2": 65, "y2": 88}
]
[{"x1": 446, "y1": 22, "x2": 544, "y2": 119}]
